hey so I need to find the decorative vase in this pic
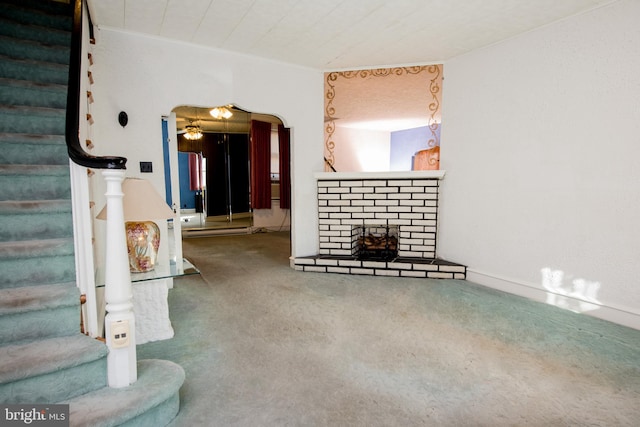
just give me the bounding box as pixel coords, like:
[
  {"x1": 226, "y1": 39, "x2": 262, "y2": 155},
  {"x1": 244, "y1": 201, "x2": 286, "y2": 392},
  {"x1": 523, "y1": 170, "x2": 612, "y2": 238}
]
[{"x1": 125, "y1": 221, "x2": 161, "y2": 273}]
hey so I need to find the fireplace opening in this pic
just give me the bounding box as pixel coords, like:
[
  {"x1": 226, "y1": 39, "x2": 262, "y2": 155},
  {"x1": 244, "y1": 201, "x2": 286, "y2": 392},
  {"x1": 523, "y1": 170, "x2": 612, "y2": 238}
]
[{"x1": 355, "y1": 225, "x2": 398, "y2": 261}]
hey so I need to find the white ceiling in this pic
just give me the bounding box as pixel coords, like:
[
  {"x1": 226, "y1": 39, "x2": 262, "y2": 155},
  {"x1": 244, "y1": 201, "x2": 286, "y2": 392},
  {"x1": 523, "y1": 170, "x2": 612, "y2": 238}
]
[
  {"x1": 87, "y1": 0, "x2": 616, "y2": 71},
  {"x1": 87, "y1": 0, "x2": 617, "y2": 134}
]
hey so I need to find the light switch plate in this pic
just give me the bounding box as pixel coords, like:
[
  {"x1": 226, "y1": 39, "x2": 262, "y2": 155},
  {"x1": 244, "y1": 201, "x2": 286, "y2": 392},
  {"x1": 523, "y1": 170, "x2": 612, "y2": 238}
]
[{"x1": 140, "y1": 161, "x2": 153, "y2": 173}]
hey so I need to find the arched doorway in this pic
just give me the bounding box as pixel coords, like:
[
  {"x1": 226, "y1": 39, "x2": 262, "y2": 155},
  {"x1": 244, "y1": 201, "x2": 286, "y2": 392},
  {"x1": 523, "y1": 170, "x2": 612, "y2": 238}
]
[{"x1": 169, "y1": 105, "x2": 290, "y2": 236}]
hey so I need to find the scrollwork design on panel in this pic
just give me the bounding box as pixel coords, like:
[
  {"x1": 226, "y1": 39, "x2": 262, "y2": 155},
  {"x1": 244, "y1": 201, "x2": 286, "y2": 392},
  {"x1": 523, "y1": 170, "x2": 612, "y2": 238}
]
[
  {"x1": 324, "y1": 65, "x2": 443, "y2": 169},
  {"x1": 324, "y1": 72, "x2": 338, "y2": 170},
  {"x1": 427, "y1": 64, "x2": 441, "y2": 149}
]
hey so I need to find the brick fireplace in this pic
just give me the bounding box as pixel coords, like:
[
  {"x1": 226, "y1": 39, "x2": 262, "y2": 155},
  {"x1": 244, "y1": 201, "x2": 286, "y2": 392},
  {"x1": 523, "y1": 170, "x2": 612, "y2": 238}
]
[{"x1": 292, "y1": 171, "x2": 466, "y2": 279}]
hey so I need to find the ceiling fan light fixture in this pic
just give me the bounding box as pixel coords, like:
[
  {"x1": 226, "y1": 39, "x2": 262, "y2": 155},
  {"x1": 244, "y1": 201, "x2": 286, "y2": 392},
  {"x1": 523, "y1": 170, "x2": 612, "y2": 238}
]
[
  {"x1": 184, "y1": 124, "x2": 203, "y2": 140},
  {"x1": 210, "y1": 106, "x2": 233, "y2": 119}
]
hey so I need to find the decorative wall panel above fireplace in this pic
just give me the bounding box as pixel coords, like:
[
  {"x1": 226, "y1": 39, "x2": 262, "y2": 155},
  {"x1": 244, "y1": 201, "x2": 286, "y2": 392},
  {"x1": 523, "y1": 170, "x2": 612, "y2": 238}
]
[{"x1": 292, "y1": 171, "x2": 466, "y2": 279}]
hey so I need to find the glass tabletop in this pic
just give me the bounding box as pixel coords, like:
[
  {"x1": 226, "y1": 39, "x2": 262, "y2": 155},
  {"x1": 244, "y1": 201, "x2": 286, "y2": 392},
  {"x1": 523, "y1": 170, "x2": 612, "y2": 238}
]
[{"x1": 96, "y1": 258, "x2": 200, "y2": 287}]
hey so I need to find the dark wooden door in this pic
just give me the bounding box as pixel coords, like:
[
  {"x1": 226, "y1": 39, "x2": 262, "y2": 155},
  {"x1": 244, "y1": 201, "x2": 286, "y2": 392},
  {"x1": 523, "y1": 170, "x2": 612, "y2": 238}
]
[{"x1": 203, "y1": 133, "x2": 250, "y2": 217}]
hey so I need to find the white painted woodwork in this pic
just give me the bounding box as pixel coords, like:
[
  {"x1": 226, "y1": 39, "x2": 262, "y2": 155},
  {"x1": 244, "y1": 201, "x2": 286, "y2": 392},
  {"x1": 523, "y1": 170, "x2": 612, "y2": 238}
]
[{"x1": 102, "y1": 170, "x2": 137, "y2": 388}]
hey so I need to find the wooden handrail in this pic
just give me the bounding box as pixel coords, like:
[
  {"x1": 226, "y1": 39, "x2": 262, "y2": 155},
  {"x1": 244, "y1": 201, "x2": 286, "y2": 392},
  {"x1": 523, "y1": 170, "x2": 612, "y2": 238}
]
[{"x1": 66, "y1": 0, "x2": 126, "y2": 169}]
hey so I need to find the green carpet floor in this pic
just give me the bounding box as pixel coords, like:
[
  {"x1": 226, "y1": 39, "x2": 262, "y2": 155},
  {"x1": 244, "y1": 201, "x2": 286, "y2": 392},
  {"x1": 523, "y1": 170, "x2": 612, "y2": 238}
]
[{"x1": 139, "y1": 231, "x2": 640, "y2": 426}]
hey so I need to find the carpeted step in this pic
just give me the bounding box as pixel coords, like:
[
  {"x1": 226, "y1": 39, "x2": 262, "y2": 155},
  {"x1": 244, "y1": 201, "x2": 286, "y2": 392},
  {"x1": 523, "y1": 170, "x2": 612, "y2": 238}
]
[
  {"x1": 0, "y1": 334, "x2": 107, "y2": 404},
  {"x1": 0, "y1": 238, "x2": 76, "y2": 289},
  {"x1": 0, "y1": 2, "x2": 71, "y2": 32},
  {"x1": 0, "y1": 77, "x2": 67, "y2": 109},
  {"x1": 0, "y1": 54, "x2": 68, "y2": 85},
  {"x1": 0, "y1": 105, "x2": 66, "y2": 135},
  {"x1": 0, "y1": 16, "x2": 71, "y2": 46},
  {"x1": 0, "y1": 34, "x2": 70, "y2": 65},
  {"x1": 64, "y1": 359, "x2": 185, "y2": 427},
  {"x1": 0, "y1": 165, "x2": 70, "y2": 200},
  {"x1": 0, "y1": 3, "x2": 184, "y2": 425},
  {"x1": 0, "y1": 133, "x2": 68, "y2": 165},
  {"x1": 0, "y1": 282, "x2": 80, "y2": 344},
  {"x1": 0, "y1": 200, "x2": 73, "y2": 242}
]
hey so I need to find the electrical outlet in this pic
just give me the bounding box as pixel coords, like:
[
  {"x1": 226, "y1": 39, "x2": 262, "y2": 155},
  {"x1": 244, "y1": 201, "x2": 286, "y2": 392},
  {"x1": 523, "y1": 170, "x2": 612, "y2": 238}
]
[
  {"x1": 111, "y1": 320, "x2": 130, "y2": 349},
  {"x1": 140, "y1": 161, "x2": 153, "y2": 173}
]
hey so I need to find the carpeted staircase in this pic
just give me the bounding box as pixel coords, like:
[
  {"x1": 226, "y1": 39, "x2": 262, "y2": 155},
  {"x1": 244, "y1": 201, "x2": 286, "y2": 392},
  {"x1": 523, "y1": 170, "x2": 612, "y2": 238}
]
[{"x1": 0, "y1": 0, "x2": 184, "y2": 425}]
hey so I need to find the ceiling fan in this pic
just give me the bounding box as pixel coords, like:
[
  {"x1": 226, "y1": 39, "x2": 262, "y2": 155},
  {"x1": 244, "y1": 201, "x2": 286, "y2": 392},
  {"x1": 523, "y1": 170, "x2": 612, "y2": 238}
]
[{"x1": 180, "y1": 120, "x2": 203, "y2": 140}]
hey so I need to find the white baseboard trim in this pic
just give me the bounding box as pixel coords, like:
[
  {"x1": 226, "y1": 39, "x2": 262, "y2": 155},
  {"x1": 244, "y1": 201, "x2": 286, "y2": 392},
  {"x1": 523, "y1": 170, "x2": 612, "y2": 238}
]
[
  {"x1": 181, "y1": 227, "x2": 251, "y2": 237},
  {"x1": 466, "y1": 269, "x2": 640, "y2": 331},
  {"x1": 253, "y1": 225, "x2": 291, "y2": 233}
]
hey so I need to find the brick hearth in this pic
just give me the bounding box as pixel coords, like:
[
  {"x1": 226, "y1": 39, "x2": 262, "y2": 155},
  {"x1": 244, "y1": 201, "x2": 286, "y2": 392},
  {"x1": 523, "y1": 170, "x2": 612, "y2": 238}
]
[{"x1": 292, "y1": 171, "x2": 466, "y2": 279}]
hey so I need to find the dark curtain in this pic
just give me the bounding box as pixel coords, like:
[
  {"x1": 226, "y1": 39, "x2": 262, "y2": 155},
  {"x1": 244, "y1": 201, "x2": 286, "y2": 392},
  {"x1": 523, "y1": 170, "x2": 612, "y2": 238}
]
[
  {"x1": 278, "y1": 124, "x2": 291, "y2": 209},
  {"x1": 250, "y1": 120, "x2": 272, "y2": 209}
]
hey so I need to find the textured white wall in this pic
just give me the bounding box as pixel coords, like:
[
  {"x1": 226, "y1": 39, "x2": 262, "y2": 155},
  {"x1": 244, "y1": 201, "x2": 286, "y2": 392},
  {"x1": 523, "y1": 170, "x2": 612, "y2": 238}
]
[
  {"x1": 89, "y1": 29, "x2": 323, "y2": 258},
  {"x1": 439, "y1": 0, "x2": 640, "y2": 328}
]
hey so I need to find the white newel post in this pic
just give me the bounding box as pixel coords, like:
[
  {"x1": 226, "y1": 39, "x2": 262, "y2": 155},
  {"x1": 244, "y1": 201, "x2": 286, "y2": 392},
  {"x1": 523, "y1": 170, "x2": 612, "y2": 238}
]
[{"x1": 102, "y1": 169, "x2": 137, "y2": 388}]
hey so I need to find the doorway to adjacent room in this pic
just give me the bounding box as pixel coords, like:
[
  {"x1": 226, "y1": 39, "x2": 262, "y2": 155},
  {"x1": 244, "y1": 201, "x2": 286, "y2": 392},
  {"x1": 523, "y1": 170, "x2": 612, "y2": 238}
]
[{"x1": 166, "y1": 105, "x2": 290, "y2": 235}]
